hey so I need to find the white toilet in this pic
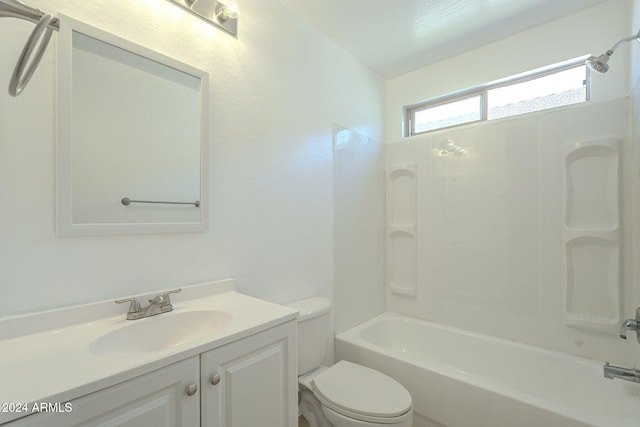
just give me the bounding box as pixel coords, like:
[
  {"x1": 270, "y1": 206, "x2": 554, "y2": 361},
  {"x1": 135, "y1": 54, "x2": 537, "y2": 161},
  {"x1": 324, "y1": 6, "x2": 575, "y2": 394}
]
[{"x1": 288, "y1": 297, "x2": 413, "y2": 427}]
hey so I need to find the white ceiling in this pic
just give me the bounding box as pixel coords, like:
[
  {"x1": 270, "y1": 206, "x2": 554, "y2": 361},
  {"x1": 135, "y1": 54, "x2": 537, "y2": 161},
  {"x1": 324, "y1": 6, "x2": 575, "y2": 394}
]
[{"x1": 280, "y1": 0, "x2": 609, "y2": 78}]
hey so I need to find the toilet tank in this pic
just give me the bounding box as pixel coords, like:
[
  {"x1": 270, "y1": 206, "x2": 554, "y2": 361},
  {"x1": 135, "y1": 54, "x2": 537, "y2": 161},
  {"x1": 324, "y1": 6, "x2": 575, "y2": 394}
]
[{"x1": 287, "y1": 297, "x2": 332, "y2": 375}]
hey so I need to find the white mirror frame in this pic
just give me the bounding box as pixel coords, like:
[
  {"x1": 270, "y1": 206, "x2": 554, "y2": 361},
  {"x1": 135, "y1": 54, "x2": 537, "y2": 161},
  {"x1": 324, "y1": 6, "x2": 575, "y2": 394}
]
[{"x1": 56, "y1": 15, "x2": 209, "y2": 236}]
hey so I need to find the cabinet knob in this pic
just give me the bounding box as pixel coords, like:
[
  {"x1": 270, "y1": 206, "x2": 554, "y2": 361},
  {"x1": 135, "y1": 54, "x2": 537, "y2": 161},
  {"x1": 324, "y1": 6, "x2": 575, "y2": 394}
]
[
  {"x1": 211, "y1": 373, "x2": 221, "y2": 385},
  {"x1": 186, "y1": 383, "x2": 198, "y2": 396}
]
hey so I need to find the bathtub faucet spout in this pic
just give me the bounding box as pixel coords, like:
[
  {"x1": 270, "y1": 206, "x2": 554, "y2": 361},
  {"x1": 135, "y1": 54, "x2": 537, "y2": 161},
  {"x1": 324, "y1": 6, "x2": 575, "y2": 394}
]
[{"x1": 604, "y1": 363, "x2": 640, "y2": 384}]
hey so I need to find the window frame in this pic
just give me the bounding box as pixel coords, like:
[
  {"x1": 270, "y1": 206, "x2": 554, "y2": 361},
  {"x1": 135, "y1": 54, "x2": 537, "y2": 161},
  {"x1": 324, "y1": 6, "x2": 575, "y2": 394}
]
[{"x1": 404, "y1": 58, "x2": 591, "y2": 137}]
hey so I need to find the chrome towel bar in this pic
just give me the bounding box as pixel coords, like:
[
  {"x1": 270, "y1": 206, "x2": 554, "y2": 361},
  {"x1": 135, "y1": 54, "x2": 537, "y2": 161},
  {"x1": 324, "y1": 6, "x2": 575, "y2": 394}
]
[{"x1": 121, "y1": 197, "x2": 201, "y2": 208}]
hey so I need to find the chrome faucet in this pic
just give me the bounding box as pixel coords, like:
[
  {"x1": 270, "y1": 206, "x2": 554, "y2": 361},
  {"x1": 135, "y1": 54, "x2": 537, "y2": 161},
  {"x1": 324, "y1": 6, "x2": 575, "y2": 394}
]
[
  {"x1": 602, "y1": 307, "x2": 640, "y2": 383},
  {"x1": 115, "y1": 288, "x2": 181, "y2": 320},
  {"x1": 604, "y1": 363, "x2": 640, "y2": 384},
  {"x1": 619, "y1": 307, "x2": 640, "y2": 343}
]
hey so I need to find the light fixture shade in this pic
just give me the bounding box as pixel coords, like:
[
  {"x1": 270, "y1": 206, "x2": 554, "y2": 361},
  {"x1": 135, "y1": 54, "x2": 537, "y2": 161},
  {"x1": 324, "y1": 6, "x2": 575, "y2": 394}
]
[
  {"x1": 216, "y1": 1, "x2": 238, "y2": 22},
  {"x1": 167, "y1": 0, "x2": 237, "y2": 37}
]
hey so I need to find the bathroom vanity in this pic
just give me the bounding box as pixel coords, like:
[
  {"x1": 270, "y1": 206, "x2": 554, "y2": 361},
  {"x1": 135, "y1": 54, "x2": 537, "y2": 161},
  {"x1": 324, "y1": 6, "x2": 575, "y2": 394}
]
[{"x1": 0, "y1": 279, "x2": 298, "y2": 426}]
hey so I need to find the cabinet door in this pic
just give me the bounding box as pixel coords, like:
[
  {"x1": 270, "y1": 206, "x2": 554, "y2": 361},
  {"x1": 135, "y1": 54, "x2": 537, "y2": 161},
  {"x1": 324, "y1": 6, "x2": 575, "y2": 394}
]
[
  {"x1": 201, "y1": 321, "x2": 297, "y2": 427},
  {"x1": 11, "y1": 357, "x2": 199, "y2": 427}
]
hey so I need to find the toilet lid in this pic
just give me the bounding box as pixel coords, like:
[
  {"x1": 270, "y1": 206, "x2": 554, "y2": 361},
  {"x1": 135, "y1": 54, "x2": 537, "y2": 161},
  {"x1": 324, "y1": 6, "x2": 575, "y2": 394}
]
[{"x1": 311, "y1": 361, "x2": 412, "y2": 419}]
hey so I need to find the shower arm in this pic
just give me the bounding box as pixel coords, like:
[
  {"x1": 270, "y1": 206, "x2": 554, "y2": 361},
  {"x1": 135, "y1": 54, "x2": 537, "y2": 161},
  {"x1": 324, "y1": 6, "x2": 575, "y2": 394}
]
[{"x1": 604, "y1": 30, "x2": 640, "y2": 57}]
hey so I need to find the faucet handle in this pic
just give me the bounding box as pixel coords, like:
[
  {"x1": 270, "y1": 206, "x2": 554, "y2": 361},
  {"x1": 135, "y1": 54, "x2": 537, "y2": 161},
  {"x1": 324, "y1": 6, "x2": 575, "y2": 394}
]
[
  {"x1": 162, "y1": 288, "x2": 182, "y2": 298},
  {"x1": 619, "y1": 320, "x2": 638, "y2": 339},
  {"x1": 115, "y1": 297, "x2": 142, "y2": 313},
  {"x1": 150, "y1": 288, "x2": 182, "y2": 306},
  {"x1": 161, "y1": 288, "x2": 182, "y2": 304},
  {"x1": 619, "y1": 307, "x2": 640, "y2": 343}
]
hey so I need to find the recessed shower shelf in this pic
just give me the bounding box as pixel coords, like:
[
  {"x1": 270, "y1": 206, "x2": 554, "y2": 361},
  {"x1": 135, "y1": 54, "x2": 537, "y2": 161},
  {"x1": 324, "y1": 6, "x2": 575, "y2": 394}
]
[
  {"x1": 563, "y1": 140, "x2": 619, "y2": 230},
  {"x1": 387, "y1": 164, "x2": 418, "y2": 297},
  {"x1": 561, "y1": 138, "x2": 621, "y2": 330}
]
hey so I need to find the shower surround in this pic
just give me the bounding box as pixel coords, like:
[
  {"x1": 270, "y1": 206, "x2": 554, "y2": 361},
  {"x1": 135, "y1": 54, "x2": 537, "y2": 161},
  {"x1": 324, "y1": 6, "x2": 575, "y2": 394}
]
[{"x1": 385, "y1": 98, "x2": 636, "y2": 368}]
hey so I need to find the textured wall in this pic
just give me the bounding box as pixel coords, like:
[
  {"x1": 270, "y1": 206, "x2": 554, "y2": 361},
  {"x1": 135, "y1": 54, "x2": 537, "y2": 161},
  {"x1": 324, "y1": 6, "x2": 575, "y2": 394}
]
[
  {"x1": 333, "y1": 127, "x2": 386, "y2": 334},
  {"x1": 0, "y1": 0, "x2": 384, "y2": 316}
]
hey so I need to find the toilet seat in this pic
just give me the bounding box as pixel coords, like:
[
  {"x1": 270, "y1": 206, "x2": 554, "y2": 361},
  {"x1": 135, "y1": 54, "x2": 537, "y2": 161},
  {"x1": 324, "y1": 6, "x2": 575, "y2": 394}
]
[
  {"x1": 310, "y1": 361, "x2": 412, "y2": 424},
  {"x1": 320, "y1": 404, "x2": 412, "y2": 427}
]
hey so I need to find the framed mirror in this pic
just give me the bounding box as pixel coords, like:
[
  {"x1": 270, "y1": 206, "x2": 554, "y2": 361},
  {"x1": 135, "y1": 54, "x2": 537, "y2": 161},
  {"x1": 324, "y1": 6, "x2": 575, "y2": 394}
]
[{"x1": 56, "y1": 16, "x2": 209, "y2": 236}]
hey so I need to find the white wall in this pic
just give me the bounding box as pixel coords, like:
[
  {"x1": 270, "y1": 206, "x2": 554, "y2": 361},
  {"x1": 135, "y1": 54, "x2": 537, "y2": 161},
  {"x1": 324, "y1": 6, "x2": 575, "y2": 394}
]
[
  {"x1": 0, "y1": 0, "x2": 384, "y2": 316},
  {"x1": 333, "y1": 127, "x2": 386, "y2": 334},
  {"x1": 385, "y1": 0, "x2": 638, "y2": 365}
]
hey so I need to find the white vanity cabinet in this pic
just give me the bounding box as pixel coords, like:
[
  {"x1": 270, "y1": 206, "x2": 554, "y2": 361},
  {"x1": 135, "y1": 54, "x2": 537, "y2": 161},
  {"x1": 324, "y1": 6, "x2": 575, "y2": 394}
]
[
  {"x1": 7, "y1": 321, "x2": 297, "y2": 427},
  {"x1": 200, "y1": 321, "x2": 298, "y2": 427},
  {"x1": 0, "y1": 281, "x2": 300, "y2": 427},
  {"x1": 10, "y1": 357, "x2": 200, "y2": 427}
]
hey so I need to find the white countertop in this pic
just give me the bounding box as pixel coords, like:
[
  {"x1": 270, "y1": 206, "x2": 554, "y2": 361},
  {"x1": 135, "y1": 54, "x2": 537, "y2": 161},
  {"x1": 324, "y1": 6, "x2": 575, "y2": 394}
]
[{"x1": 0, "y1": 279, "x2": 298, "y2": 424}]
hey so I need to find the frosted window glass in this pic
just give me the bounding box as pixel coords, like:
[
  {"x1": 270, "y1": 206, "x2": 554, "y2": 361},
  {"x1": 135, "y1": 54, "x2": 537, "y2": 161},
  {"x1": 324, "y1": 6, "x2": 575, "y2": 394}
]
[
  {"x1": 487, "y1": 66, "x2": 586, "y2": 120},
  {"x1": 414, "y1": 95, "x2": 482, "y2": 133}
]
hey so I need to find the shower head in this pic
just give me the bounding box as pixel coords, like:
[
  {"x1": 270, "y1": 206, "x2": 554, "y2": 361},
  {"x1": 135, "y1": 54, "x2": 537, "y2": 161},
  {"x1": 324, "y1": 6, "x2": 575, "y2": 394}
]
[
  {"x1": 586, "y1": 30, "x2": 640, "y2": 74},
  {"x1": 586, "y1": 51, "x2": 613, "y2": 74}
]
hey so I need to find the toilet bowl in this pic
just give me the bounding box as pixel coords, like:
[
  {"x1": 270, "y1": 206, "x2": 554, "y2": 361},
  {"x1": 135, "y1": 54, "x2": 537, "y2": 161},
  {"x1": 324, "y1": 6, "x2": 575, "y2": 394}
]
[{"x1": 288, "y1": 298, "x2": 413, "y2": 427}]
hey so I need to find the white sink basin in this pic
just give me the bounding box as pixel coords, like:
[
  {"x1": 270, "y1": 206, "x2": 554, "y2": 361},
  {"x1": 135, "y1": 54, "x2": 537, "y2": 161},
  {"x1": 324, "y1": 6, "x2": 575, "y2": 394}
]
[{"x1": 90, "y1": 310, "x2": 232, "y2": 356}]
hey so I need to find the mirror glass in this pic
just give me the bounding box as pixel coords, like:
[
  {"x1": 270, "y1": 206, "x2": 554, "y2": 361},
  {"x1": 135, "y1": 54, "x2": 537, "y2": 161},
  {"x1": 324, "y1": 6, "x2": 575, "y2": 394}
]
[{"x1": 56, "y1": 16, "x2": 209, "y2": 235}]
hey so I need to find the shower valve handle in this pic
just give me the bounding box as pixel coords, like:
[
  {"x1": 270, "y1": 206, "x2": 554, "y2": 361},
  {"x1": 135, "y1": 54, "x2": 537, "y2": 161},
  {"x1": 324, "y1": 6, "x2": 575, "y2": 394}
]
[{"x1": 619, "y1": 308, "x2": 640, "y2": 343}]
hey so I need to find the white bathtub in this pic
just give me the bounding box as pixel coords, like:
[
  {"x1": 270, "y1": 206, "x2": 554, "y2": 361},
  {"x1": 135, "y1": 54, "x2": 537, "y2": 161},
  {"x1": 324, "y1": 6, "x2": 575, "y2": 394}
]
[{"x1": 335, "y1": 313, "x2": 640, "y2": 427}]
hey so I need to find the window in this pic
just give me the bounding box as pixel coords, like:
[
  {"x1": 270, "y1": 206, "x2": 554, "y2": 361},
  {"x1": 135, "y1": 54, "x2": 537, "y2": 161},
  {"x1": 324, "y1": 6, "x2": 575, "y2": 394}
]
[
  {"x1": 405, "y1": 60, "x2": 589, "y2": 137},
  {"x1": 413, "y1": 95, "x2": 482, "y2": 134}
]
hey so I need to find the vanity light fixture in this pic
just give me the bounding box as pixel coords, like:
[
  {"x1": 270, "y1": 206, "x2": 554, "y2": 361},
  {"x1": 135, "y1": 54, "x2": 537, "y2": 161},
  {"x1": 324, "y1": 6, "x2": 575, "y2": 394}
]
[
  {"x1": 215, "y1": 1, "x2": 238, "y2": 23},
  {"x1": 167, "y1": 0, "x2": 238, "y2": 37}
]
